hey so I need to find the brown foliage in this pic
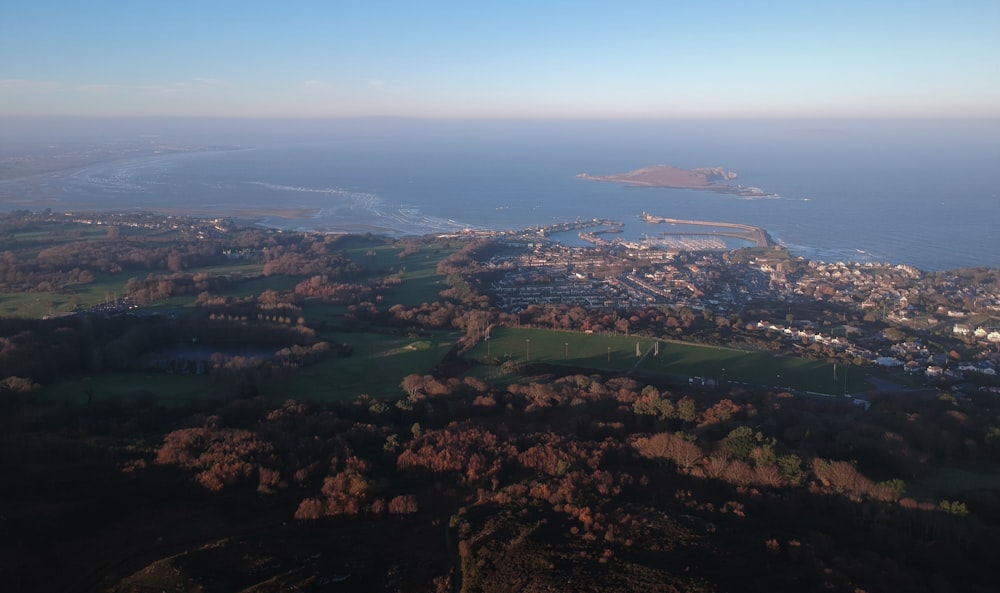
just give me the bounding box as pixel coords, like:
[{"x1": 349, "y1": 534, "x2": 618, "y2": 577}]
[
  {"x1": 810, "y1": 458, "x2": 900, "y2": 502},
  {"x1": 0, "y1": 375, "x2": 39, "y2": 393},
  {"x1": 633, "y1": 432, "x2": 703, "y2": 470},
  {"x1": 397, "y1": 423, "x2": 506, "y2": 485},
  {"x1": 294, "y1": 497, "x2": 325, "y2": 520},
  {"x1": 698, "y1": 399, "x2": 743, "y2": 427},
  {"x1": 388, "y1": 494, "x2": 419, "y2": 516},
  {"x1": 156, "y1": 427, "x2": 275, "y2": 492}
]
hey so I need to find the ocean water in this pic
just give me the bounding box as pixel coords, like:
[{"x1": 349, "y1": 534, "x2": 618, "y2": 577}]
[{"x1": 1, "y1": 119, "x2": 997, "y2": 271}]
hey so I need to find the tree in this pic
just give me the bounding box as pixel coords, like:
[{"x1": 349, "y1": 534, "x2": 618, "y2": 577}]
[
  {"x1": 389, "y1": 494, "x2": 419, "y2": 516},
  {"x1": 632, "y1": 387, "x2": 675, "y2": 420},
  {"x1": 634, "y1": 432, "x2": 703, "y2": 470},
  {"x1": 938, "y1": 499, "x2": 969, "y2": 515},
  {"x1": 677, "y1": 397, "x2": 697, "y2": 423},
  {"x1": 166, "y1": 253, "x2": 184, "y2": 272},
  {"x1": 723, "y1": 426, "x2": 757, "y2": 460},
  {"x1": 401, "y1": 374, "x2": 426, "y2": 399},
  {"x1": 0, "y1": 376, "x2": 39, "y2": 393}
]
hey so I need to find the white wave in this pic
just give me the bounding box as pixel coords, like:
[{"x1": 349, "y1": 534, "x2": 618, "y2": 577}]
[
  {"x1": 779, "y1": 241, "x2": 883, "y2": 265},
  {"x1": 739, "y1": 194, "x2": 783, "y2": 201},
  {"x1": 247, "y1": 181, "x2": 378, "y2": 201},
  {"x1": 249, "y1": 180, "x2": 476, "y2": 235}
]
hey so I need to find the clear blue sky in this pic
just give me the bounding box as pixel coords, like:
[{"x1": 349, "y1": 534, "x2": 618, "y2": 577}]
[{"x1": 2, "y1": 0, "x2": 998, "y2": 118}]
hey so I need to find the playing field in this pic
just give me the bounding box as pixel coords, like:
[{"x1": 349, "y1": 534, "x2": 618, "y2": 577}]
[{"x1": 466, "y1": 327, "x2": 870, "y2": 394}]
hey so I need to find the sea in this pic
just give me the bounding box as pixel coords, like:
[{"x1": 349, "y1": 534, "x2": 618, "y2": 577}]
[{"x1": 1, "y1": 118, "x2": 998, "y2": 272}]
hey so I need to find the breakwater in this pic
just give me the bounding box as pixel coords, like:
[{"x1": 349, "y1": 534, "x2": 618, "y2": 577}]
[{"x1": 640, "y1": 212, "x2": 775, "y2": 248}]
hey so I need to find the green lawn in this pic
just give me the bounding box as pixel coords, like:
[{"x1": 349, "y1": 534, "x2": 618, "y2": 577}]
[
  {"x1": 0, "y1": 234, "x2": 456, "y2": 318},
  {"x1": 0, "y1": 261, "x2": 269, "y2": 318},
  {"x1": 212, "y1": 272, "x2": 299, "y2": 298},
  {"x1": 0, "y1": 271, "x2": 131, "y2": 317},
  {"x1": 38, "y1": 330, "x2": 459, "y2": 405},
  {"x1": 340, "y1": 239, "x2": 457, "y2": 308},
  {"x1": 340, "y1": 238, "x2": 409, "y2": 274},
  {"x1": 300, "y1": 302, "x2": 350, "y2": 326},
  {"x1": 466, "y1": 327, "x2": 873, "y2": 394},
  {"x1": 468, "y1": 327, "x2": 643, "y2": 373},
  {"x1": 283, "y1": 330, "x2": 460, "y2": 400},
  {"x1": 388, "y1": 263, "x2": 449, "y2": 307},
  {"x1": 0, "y1": 292, "x2": 61, "y2": 318},
  {"x1": 184, "y1": 262, "x2": 266, "y2": 277}
]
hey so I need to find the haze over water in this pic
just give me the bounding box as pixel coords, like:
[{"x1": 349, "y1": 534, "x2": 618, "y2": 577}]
[{"x1": 1, "y1": 119, "x2": 997, "y2": 272}]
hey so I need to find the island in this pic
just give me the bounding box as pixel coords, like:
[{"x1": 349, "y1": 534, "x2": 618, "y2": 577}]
[{"x1": 578, "y1": 164, "x2": 776, "y2": 197}]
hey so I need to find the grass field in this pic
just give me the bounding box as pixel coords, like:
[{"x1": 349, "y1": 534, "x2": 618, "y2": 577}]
[
  {"x1": 466, "y1": 327, "x2": 874, "y2": 394},
  {"x1": 285, "y1": 330, "x2": 460, "y2": 400},
  {"x1": 0, "y1": 261, "x2": 269, "y2": 318},
  {"x1": 17, "y1": 235, "x2": 463, "y2": 404},
  {"x1": 38, "y1": 330, "x2": 459, "y2": 405},
  {"x1": 339, "y1": 238, "x2": 458, "y2": 307},
  {"x1": 5, "y1": 224, "x2": 109, "y2": 252},
  {"x1": 0, "y1": 292, "x2": 60, "y2": 318}
]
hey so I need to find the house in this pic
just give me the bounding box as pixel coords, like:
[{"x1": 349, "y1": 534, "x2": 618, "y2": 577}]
[{"x1": 875, "y1": 357, "x2": 903, "y2": 367}]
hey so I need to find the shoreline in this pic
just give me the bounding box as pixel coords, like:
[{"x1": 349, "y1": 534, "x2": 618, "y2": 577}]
[{"x1": 2, "y1": 206, "x2": 995, "y2": 273}]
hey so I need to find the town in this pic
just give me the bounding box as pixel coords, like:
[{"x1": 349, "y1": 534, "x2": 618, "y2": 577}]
[{"x1": 484, "y1": 219, "x2": 1000, "y2": 392}]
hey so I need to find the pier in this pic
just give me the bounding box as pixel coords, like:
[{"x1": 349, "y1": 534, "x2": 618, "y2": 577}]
[{"x1": 640, "y1": 213, "x2": 775, "y2": 248}]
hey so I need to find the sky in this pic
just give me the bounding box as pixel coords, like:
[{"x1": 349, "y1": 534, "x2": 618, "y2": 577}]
[{"x1": 2, "y1": 0, "x2": 999, "y2": 119}]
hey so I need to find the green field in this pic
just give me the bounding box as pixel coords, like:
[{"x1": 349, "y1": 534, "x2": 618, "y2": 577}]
[
  {"x1": 15, "y1": 234, "x2": 464, "y2": 404},
  {"x1": 345, "y1": 241, "x2": 457, "y2": 307},
  {"x1": 0, "y1": 292, "x2": 61, "y2": 318},
  {"x1": 286, "y1": 330, "x2": 460, "y2": 400},
  {"x1": 37, "y1": 330, "x2": 458, "y2": 405},
  {"x1": 466, "y1": 327, "x2": 873, "y2": 394},
  {"x1": 0, "y1": 261, "x2": 269, "y2": 318}
]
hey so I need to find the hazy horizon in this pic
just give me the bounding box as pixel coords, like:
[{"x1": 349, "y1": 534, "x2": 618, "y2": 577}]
[
  {"x1": 4, "y1": 114, "x2": 999, "y2": 144},
  {"x1": 3, "y1": 1, "x2": 999, "y2": 120}
]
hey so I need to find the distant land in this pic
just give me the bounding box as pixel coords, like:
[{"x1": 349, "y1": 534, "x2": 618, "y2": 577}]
[
  {"x1": 0, "y1": 143, "x2": 246, "y2": 181},
  {"x1": 578, "y1": 164, "x2": 776, "y2": 198}
]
